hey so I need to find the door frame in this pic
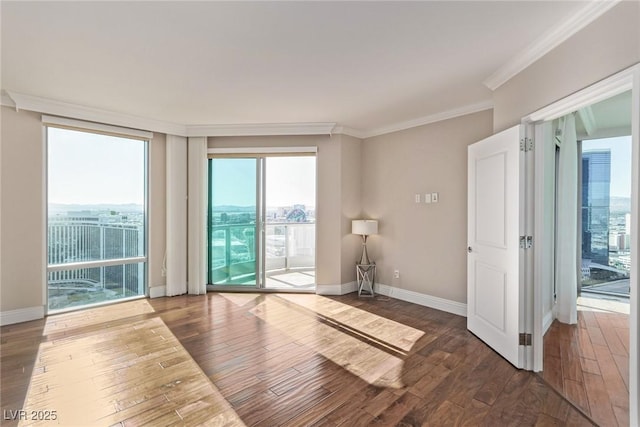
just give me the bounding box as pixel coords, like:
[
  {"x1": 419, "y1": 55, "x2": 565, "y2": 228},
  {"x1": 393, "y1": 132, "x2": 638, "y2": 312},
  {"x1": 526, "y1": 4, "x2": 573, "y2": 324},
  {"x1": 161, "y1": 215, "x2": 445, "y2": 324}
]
[
  {"x1": 523, "y1": 63, "x2": 639, "y2": 425},
  {"x1": 206, "y1": 146, "x2": 318, "y2": 293}
]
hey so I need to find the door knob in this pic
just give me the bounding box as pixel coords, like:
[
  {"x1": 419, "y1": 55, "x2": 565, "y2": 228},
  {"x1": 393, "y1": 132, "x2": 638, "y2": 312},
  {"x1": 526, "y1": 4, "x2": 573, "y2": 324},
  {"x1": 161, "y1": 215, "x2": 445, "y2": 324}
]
[{"x1": 467, "y1": 246, "x2": 473, "y2": 253}]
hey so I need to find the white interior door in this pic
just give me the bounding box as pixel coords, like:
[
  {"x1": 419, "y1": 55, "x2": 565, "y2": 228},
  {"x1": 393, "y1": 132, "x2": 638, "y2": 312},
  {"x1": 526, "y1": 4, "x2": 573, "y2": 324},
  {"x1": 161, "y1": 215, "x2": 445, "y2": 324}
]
[{"x1": 467, "y1": 125, "x2": 523, "y2": 368}]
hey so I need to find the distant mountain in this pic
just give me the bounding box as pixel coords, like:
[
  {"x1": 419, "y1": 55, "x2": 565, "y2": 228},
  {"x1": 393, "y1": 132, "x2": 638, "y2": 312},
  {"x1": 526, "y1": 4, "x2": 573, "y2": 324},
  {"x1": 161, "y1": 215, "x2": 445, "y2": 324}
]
[
  {"x1": 610, "y1": 197, "x2": 630, "y2": 212},
  {"x1": 49, "y1": 203, "x2": 143, "y2": 213}
]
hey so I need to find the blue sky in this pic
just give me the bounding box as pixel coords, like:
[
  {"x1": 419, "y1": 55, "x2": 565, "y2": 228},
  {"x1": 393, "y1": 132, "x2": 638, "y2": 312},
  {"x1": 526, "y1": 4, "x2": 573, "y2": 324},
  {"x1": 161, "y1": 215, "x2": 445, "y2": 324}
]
[
  {"x1": 48, "y1": 127, "x2": 316, "y2": 209},
  {"x1": 210, "y1": 157, "x2": 316, "y2": 208},
  {"x1": 583, "y1": 135, "x2": 631, "y2": 197},
  {"x1": 48, "y1": 128, "x2": 145, "y2": 205}
]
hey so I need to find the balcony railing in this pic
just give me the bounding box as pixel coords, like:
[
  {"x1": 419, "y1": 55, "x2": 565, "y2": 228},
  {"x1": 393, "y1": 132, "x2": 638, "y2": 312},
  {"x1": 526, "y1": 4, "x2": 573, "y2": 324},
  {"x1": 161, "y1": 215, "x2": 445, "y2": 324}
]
[{"x1": 208, "y1": 222, "x2": 315, "y2": 284}]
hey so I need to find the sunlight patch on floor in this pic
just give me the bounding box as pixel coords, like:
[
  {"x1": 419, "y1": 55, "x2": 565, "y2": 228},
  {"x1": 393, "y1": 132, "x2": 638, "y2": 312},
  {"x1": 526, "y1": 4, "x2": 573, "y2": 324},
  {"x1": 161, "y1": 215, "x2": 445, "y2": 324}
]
[
  {"x1": 276, "y1": 293, "x2": 424, "y2": 352},
  {"x1": 249, "y1": 294, "x2": 425, "y2": 389},
  {"x1": 43, "y1": 298, "x2": 155, "y2": 335},
  {"x1": 577, "y1": 295, "x2": 630, "y2": 315},
  {"x1": 219, "y1": 293, "x2": 264, "y2": 307},
  {"x1": 24, "y1": 302, "x2": 246, "y2": 426}
]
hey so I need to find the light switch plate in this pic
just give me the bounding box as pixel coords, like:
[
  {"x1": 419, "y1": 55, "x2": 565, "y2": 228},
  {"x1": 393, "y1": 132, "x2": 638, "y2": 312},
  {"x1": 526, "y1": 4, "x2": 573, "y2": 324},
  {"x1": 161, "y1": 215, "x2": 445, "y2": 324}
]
[
  {"x1": 424, "y1": 193, "x2": 432, "y2": 204},
  {"x1": 414, "y1": 193, "x2": 421, "y2": 203},
  {"x1": 432, "y1": 192, "x2": 439, "y2": 203}
]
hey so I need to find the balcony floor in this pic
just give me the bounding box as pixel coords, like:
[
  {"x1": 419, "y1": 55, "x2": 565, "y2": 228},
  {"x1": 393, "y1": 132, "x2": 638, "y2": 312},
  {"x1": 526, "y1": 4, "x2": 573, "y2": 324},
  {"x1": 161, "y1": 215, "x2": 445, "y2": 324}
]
[{"x1": 265, "y1": 269, "x2": 315, "y2": 290}]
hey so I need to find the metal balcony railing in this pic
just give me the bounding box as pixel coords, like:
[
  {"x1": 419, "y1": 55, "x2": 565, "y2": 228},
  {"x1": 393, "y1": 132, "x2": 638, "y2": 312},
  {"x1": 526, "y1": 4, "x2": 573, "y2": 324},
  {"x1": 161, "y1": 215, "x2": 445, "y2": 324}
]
[{"x1": 208, "y1": 222, "x2": 315, "y2": 284}]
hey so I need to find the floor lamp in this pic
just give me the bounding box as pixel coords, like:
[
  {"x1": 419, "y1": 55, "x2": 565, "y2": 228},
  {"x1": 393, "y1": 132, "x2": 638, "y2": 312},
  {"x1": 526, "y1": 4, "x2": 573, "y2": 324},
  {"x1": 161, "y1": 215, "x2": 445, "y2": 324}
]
[{"x1": 352, "y1": 219, "x2": 378, "y2": 265}]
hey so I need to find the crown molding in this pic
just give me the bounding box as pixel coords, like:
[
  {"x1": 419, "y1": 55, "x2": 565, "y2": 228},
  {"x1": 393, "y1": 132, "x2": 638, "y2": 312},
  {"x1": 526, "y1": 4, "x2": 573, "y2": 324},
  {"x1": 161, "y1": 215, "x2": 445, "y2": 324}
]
[
  {"x1": 3, "y1": 91, "x2": 493, "y2": 140},
  {"x1": 331, "y1": 126, "x2": 367, "y2": 139},
  {"x1": 484, "y1": 0, "x2": 621, "y2": 91},
  {"x1": 360, "y1": 100, "x2": 494, "y2": 139},
  {"x1": 5, "y1": 91, "x2": 187, "y2": 136},
  {"x1": 186, "y1": 122, "x2": 336, "y2": 137},
  {"x1": 1, "y1": 91, "x2": 16, "y2": 109},
  {"x1": 576, "y1": 105, "x2": 597, "y2": 136}
]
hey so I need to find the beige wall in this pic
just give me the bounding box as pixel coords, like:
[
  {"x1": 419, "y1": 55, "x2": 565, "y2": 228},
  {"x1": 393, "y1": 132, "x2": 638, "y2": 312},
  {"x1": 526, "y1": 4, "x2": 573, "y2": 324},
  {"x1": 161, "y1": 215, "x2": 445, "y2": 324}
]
[
  {"x1": 493, "y1": 1, "x2": 640, "y2": 132},
  {"x1": 361, "y1": 110, "x2": 493, "y2": 304},
  {"x1": 1, "y1": 107, "x2": 45, "y2": 312},
  {"x1": 208, "y1": 134, "x2": 362, "y2": 286},
  {"x1": 0, "y1": 106, "x2": 167, "y2": 312},
  {"x1": 340, "y1": 135, "x2": 362, "y2": 283}
]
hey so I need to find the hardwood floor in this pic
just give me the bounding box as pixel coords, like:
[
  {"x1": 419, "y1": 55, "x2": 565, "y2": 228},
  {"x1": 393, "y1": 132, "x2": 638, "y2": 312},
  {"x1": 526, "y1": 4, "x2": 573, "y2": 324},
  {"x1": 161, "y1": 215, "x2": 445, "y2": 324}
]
[
  {"x1": 1, "y1": 293, "x2": 595, "y2": 426},
  {"x1": 0, "y1": 300, "x2": 243, "y2": 426},
  {"x1": 543, "y1": 306, "x2": 629, "y2": 426},
  {"x1": 150, "y1": 293, "x2": 594, "y2": 426}
]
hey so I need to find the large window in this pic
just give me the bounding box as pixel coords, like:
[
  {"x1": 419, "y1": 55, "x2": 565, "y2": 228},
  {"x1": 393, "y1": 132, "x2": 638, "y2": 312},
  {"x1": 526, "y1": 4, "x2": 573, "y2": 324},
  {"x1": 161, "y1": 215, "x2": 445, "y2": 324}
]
[
  {"x1": 47, "y1": 126, "x2": 147, "y2": 311},
  {"x1": 580, "y1": 136, "x2": 631, "y2": 297}
]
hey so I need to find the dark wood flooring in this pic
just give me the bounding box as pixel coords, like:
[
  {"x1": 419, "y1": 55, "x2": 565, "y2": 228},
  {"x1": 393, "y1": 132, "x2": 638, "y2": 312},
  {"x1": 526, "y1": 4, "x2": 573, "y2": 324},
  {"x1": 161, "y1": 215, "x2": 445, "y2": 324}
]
[
  {"x1": 1, "y1": 292, "x2": 596, "y2": 426},
  {"x1": 543, "y1": 308, "x2": 629, "y2": 426},
  {"x1": 148, "y1": 292, "x2": 594, "y2": 426}
]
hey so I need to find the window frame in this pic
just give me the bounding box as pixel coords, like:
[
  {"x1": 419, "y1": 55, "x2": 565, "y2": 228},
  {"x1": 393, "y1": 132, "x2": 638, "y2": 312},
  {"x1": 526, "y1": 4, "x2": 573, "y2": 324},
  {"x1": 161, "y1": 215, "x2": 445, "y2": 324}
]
[{"x1": 44, "y1": 121, "x2": 150, "y2": 314}]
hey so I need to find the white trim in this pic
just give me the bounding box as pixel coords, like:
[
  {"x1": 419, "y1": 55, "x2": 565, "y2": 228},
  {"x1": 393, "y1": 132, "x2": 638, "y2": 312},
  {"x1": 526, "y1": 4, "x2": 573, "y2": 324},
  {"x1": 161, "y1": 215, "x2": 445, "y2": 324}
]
[
  {"x1": 525, "y1": 64, "x2": 640, "y2": 424},
  {"x1": 525, "y1": 64, "x2": 637, "y2": 123},
  {"x1": 208, "y1": 146, "x2": 318, "y2": 155},
  {"x1": 3, "y1": 91, "x2": 492, "y2": 141},
  {"x1": 629, "y1": 61, "x2": 639, "y2": 427},
  {"x1": 576, "y1": 105, "x2": 597, "y2": 136},
  {"x1": 360, "y1": 100, "x2": 493, "y2": 139},
  {"x1": 315, "y1": 281, "x2": 357, "y2": 296},
  {"x1": 532, "y1": 120, "x2": 555, "y2": 373},
  {"x1": 188, "y1": 122, "x2": 336, "y2": 137},
  {"x1": 149, "y1": 285, "x2": 166, "y2": 299},
  {"x1": 1, "y1": 92, "x2": 16, "y2": 109},
  {"x1": 332, "y1": 126, "x2": 367, "y2": 139},
  {"x1": 42, "y1": 115, "x2": 152, "y2": 140},
  {"x1": 484, "y1": 1, "x2": 621, "y2": 91},
  {"x1": 543, "y1": 310, "x2": 554, "y2": 336},
  {"x1": 0, "y1": 306, "x2": 45, "y2": 326},
  {"x1": 375, "y1": 283, "x2": 467, "y2": 317},
  {"x1": 6, "y1": 91, "x2": 187, "y2": 136},
  {"x1": 48, "y1": 256, "x2": 147, "y2": 272}
]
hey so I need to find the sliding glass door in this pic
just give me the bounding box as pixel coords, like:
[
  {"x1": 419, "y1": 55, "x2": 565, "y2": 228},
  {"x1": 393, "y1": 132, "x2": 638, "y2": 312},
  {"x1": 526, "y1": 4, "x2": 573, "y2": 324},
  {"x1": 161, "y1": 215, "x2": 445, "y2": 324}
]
[
  {"x1": 264, "y1": 156, "x2": 316, "y2": 290},
  {"x1": 207, "y1": 154, "x2": 316, "y2": 290},
  {"x1": 207, "y1": 158, "x2": 258, "y2": 285}
]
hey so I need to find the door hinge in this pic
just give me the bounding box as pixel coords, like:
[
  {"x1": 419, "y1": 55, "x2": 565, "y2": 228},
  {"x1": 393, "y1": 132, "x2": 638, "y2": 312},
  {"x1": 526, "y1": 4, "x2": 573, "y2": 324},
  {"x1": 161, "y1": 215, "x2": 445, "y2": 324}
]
[
  {"x1": 520, "y1": 137, "x2": 534, "y2": 152},
  {"x1": 519, "y1": 235, "x2": 533, "y2": 249},
  {"x1": 519, "y1": 333, "x2": 532, "y2": 346}
]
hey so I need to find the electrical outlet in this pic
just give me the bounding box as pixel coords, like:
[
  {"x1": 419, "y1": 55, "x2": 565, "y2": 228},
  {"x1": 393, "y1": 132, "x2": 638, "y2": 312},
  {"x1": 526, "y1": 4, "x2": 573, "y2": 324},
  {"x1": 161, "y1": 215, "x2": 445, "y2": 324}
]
[{"x1": 394, "y1": 269, "x2": 400, "y2": 279}]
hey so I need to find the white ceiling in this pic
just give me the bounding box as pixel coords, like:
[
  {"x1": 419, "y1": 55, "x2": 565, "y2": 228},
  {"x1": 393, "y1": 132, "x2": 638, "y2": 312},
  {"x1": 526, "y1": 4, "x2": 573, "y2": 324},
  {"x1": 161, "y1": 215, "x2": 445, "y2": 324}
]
[{"x1": 2, "y1": 1, "x2": 596, "y2": 135}]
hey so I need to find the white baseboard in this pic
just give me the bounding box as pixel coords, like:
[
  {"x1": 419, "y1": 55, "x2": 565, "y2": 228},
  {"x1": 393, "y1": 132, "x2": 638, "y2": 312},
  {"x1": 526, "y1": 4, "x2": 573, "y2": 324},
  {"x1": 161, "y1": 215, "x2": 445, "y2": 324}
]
[
  {"x1": 543, "y1": 310, "x2": 554, "y2": 335},
  {"x1": 375, "y1": 283, "x2": 467, "y2": 317},
  {"x1": 149, "y1": 285, "x2": 167, "y2": 298},
  {"x1": 0, "y1": 305, "x2": 45, "y2": 326},
  {"x1": 316, "y1": 281, "x2": 357, "y2": 296}
]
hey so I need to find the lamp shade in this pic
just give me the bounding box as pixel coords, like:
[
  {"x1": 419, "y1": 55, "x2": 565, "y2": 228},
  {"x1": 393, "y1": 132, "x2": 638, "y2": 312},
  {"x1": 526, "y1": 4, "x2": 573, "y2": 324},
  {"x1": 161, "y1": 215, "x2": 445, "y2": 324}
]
[{"x1": 352, "y1": 219, "x2": 378, "y2": 236}]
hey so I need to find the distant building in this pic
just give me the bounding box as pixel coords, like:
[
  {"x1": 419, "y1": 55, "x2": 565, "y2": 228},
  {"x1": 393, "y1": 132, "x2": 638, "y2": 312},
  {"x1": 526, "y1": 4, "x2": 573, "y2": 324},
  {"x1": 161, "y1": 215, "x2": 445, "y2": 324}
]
[
  {"x1": 48, "y1": 214, "x2": 144, "y2": 295},
  {"x1": 581, "y1": 150, "x2": 611, "y2": 267}
]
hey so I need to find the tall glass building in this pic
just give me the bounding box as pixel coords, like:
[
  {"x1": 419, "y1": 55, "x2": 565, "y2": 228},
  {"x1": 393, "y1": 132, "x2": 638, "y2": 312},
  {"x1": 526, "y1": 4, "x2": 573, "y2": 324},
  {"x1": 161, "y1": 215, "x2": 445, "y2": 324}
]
[{"x1": 581, "y1": 149, "x2": 611, "y2": 266}]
